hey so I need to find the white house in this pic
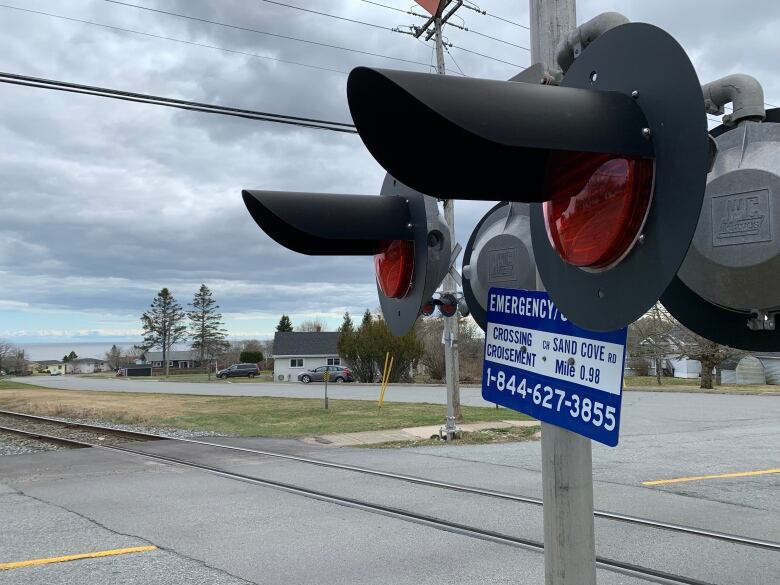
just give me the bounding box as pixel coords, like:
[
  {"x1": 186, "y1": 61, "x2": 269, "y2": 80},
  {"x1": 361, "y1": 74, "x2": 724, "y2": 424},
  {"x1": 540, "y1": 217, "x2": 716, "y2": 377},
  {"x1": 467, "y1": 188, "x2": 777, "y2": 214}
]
[
  {"x1": 273, "y1": 332, "x2": 343, "y2": 382},
  {"x1": 66, "y1": 358, "x2": 111, "y2": 374}
]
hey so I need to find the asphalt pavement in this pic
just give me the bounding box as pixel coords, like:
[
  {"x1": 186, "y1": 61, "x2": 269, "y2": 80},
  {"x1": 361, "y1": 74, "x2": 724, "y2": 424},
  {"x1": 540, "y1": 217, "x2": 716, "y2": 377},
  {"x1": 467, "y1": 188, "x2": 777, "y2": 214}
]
[{"x1": 1, "y1": 386, "x2": 778, "y2": 584}]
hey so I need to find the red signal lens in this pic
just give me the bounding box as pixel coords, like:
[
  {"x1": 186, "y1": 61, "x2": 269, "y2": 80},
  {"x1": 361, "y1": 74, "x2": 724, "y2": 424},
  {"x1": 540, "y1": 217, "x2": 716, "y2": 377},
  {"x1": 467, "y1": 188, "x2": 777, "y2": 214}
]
[
  {"x1": 421, "y1": 299, "x2": 435, "y2": 316},
  {"x1": 543, "y1": 152, "x2": 654, "y2": 270},
  {"x1": 375, "y1": 240, "x2": 414, "y2": 298},
  {"x1": 439, "y1": 294, "x2": 458, "y2": 317}
]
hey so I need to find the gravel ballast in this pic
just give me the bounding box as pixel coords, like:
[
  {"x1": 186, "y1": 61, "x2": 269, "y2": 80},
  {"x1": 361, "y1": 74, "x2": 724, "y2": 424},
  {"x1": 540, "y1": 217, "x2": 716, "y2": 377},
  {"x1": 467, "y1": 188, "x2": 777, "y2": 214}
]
[{"x1": 0, "y1": 414, "x2": 224, "y2": 457}]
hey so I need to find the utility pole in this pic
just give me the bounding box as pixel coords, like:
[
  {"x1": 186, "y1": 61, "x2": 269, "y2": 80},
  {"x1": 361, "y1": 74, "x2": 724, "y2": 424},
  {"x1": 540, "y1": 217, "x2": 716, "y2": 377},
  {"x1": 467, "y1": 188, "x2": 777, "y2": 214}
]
[
  {"x1": 413, "y1": 0, "x2": 464, "y2": 440},
  {"x1": 530, "y1": 4, "x2": 597, "y2": 585}
]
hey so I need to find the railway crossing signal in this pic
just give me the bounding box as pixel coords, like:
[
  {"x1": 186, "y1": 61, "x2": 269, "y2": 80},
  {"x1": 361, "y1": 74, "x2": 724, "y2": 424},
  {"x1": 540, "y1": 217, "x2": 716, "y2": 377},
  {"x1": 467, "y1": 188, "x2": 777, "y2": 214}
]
[
  {"x1": 347, "y1": 22, "x2": 710, "y2": 332},
  {"x1": 242, "y1": 174, "x2": 450, "y2": 336},
  {"x1": 663, "y1": 106, "x2": 780, "y2": 350}
]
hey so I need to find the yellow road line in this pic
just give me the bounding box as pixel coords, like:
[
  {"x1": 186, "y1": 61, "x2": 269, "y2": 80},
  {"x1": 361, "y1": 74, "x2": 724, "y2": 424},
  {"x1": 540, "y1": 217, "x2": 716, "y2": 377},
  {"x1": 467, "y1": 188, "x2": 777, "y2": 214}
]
[
  {"x1": 642, "y1": 468, "x2": 780, "y2": 486},
  {"x1": 0, "y1": 545, "x2": 157, "y2": 570}
]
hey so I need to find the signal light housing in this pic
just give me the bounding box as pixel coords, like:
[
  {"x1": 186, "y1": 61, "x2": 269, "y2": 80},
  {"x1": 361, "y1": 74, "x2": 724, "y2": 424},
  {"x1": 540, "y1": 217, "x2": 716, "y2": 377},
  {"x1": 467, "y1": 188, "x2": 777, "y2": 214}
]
[
  {"x1": 438, "y1": 293, "x2": 458, "y2": 318},
  {"x1": 662, "y1": 108, "x2": 780, "y2": 350},
  {"x1": 462, "y1": 202, "x2": 537, "y2": 331},
  {"x1": 347, "y1": 21, "x2": 711, "y2": 332},
  {"x1": 528, "y1": 22, "x2": 710, "y2": 331},
  {"x1": 421, "y1": 299, "x2": 436, "y2": 317},
  {"x1": 242, "y1": 174, "x2": 450, "y2": 336}
]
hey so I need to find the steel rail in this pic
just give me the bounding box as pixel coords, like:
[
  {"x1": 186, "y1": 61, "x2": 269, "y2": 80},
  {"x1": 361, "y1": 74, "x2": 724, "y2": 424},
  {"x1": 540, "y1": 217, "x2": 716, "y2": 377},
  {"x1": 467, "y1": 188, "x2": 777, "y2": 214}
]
[
  {"x1": 1, "y1": 409, "x2": 777, "y2": 553},
  {"x1": 0, "y1": 424, "x2": 91, "y2": 447},
  {"x1": 113, "y1": 446, "x2": 721, "y2": 585},
  {"x1": 0, "y1": 409, "x2": 165, "y2": 442},
  {"x1": 0, "y1": 421, "x2": 747, "y2": 585}
]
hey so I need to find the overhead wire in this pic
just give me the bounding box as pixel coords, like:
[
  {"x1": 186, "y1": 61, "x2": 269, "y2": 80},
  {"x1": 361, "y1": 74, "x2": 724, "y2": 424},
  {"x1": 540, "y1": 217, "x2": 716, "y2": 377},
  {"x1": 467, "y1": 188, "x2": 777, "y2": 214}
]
[
  {"x1": 363, "y1": 0, "x2": 529, "y2": 57},
  {"x1": 359, "y1": 0, "x2": 424, "y2": 17},
  {"x1": 444, "y1": 45, "x2": 466, "y2": 76},
  {"x1": 0, "y1": 71, "x2": 358, "y2": 134},
  {"x1": 462, "y1": 1, "x2": 530, "y2": 30},
  {"x1": 0, "y1": 3, "x2": 347, "y2": 75},
  {"x1": 258, "y1": 0, "x2": 391, "y2": 31},
  {"x1": 449, "y1": 44, "x2": 525, "y2": 69},
  {"x1": 102, "y1": 0, "x2": 433, "y2": 68}
]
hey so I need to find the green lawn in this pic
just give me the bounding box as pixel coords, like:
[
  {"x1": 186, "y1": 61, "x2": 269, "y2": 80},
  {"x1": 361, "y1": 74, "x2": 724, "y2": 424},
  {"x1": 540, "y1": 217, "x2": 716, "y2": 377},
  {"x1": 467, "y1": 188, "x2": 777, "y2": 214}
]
[
  {"x1": 624, "y1": 375, "x2": 697, "y2": 387},
  {"x1": 0, "y1": 381, "x2": 529, "y2": 437}
]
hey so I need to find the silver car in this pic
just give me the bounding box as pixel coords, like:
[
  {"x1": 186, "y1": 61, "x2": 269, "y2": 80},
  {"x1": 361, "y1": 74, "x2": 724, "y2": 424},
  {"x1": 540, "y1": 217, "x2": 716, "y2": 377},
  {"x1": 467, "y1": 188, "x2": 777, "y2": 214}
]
[{"x1": 297, "y1": 366, "x2": 353, "y2": 384}]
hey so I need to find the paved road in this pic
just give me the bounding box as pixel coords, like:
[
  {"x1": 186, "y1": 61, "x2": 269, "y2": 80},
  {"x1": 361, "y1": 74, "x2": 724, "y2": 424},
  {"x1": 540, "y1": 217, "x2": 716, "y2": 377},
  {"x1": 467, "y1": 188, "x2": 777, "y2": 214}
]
[
  {"x1": 1, "y1": 382, "x2": 779, "y2": 584},
  {"x1": 18, "y1": 375, "x2": 491, "y2": 404}
]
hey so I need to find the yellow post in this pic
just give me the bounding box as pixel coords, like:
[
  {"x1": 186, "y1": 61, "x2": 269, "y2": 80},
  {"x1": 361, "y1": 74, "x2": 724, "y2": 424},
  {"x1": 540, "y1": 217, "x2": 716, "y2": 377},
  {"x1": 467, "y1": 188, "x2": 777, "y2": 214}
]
[
  {"x1": 380, "y1": 355, "x2": 394, "y2": 407},
  {"x1": 378, "y1": 352, "x2": 390, "y2": 407}
]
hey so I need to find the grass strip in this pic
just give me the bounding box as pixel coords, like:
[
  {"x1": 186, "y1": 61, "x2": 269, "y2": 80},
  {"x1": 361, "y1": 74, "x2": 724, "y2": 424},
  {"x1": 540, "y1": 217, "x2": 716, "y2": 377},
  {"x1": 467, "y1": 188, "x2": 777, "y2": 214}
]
[{"x1": 0, "y1": 381, "x2": 529, "y2": 437}]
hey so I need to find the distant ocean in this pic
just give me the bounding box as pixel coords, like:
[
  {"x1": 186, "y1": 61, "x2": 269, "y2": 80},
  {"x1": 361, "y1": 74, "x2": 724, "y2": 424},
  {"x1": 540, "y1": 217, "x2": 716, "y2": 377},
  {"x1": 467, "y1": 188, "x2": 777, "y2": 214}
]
[{"x1": 20, "y1": 341, "x2": 142, "y2": 361}]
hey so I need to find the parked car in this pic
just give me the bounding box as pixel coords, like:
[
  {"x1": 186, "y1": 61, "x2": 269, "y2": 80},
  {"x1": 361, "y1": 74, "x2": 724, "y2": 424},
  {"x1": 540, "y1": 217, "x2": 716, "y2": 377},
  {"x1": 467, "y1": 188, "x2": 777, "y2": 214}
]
[
  {"x1": 298, "y1": 365, "x2": 353, "y2": 384},
  {"x1": 50, "y1": 372, "x2": 63, "y2": 376},
  {"x1": 217, "y1": 363, "x2": 260, "y2": 379}
]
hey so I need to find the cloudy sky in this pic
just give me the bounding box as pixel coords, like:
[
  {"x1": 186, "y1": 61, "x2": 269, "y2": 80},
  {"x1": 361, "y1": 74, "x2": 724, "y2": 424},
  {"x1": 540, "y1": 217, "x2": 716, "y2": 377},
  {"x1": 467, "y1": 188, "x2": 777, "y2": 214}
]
[{"x1": 0, "y1": 0, "x2": 778, "y2": 345}]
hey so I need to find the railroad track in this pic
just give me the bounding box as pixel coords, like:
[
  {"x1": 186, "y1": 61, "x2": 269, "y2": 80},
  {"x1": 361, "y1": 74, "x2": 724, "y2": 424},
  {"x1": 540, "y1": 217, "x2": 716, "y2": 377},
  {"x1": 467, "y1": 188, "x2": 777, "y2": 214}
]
[{"x1": 1, "y1": 409, "x2": 777, "y2": 585}]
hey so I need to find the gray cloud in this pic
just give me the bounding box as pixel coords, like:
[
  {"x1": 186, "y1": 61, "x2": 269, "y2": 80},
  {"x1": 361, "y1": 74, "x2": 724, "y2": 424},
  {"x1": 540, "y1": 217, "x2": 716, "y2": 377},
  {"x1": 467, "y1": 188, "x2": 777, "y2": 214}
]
[{"x1": 0, "y1": 0, "x2": 777, "y2": 337}]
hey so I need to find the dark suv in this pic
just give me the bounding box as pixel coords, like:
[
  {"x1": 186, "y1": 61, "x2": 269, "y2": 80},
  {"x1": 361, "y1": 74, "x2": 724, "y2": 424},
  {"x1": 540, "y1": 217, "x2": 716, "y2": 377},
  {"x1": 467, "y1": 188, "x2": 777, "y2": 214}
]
[{"x1": 217, "y1": 363, "x2": 260, "y2": 379}]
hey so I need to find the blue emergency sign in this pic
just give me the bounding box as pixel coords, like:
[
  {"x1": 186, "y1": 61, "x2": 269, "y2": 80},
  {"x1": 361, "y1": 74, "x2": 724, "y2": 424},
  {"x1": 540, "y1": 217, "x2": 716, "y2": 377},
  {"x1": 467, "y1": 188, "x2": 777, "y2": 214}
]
[{"x1": 481, "y1": 288, "x2": 627, "y2": 446}]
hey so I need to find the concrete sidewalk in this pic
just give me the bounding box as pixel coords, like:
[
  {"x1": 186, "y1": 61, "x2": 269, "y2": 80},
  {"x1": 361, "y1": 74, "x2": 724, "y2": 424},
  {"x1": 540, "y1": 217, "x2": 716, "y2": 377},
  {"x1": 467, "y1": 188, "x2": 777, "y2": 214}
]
[{"x1": 302, "y1": 419, "x2": 539, "y2": 447}]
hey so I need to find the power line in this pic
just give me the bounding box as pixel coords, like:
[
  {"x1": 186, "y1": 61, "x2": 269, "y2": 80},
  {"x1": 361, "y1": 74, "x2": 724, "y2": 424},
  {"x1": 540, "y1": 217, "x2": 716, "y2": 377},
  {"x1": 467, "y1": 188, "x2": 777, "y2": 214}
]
[
  {"x1": 103, "y1": 0, "x2": 433, "y2": 69},
  {"x1": 466, "y1": 27, "x2": 529, "y2": 51},
  {"x1": 258, "y1": 0, "x2": 392, "y2": 31},
  {"x1": 359, "y1": 0, "x2": 424, "y2": 17},
  {"x1": 462, "y1": 1, "x2": 530, "y2": 30},
  {"x1": 450, "y1": 44, "x2": 525, "y2": 69},
  {"x1": 0, "y1": 71, "x2": 358, "y2": 134},
  {"x1": 444, "y1": 45, "x2": 466, "y2": 76},
  {"x1": 0, "y1": 3, "x2": 347, "y2": 75}
]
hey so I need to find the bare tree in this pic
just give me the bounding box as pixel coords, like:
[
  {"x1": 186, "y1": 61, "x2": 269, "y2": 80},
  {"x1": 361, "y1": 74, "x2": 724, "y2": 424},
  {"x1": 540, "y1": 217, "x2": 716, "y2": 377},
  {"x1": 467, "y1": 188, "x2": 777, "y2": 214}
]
[
  {"x1": 13, "y1": 347, "x2": 27, "y2": 376},
  {"x1": 0, "y1": 340, "x2": 14, "y2": 374},
  {"x1": 628, "y1": 304, "x2": 677, "y2": 384},
  {"x1": 668, "y1": 331, "x2": 743, "y2": 389},
  {"x1": 416, "y1": 317, "x2": 445, "y2": 382},
  {"x1": 122, "y1": 346, "x2": 144, "y2": 367},
  {"x1": 298, "y1": 319, "x2": 327, "y2": 332}
]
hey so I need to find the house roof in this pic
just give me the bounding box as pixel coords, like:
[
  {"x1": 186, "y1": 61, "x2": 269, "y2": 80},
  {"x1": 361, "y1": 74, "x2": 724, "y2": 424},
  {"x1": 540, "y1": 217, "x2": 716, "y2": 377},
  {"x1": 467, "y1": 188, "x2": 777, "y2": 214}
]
[
  {"x1": 273, "y1": 332, "x2": 340, "y2": 357},
  {"x1": 71, "y1": 358, "x2": 106, "y2": 364},
  {"x1": 38, "y1": 360, "x2": 64, "y2": 366},
  {"x1": 144, "y1": 350, "x2": 199, "y2": 362}
]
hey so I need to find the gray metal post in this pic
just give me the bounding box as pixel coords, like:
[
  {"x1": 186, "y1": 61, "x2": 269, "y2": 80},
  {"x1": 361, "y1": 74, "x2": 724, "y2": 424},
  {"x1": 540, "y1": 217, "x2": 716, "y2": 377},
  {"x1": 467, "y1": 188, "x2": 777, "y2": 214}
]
[
  {"x1": 434, "y1": 14, "x2": 462, "y2": 440},
  {"x1": 530, "y1": 1, "x2": 597, "y2": 584}
]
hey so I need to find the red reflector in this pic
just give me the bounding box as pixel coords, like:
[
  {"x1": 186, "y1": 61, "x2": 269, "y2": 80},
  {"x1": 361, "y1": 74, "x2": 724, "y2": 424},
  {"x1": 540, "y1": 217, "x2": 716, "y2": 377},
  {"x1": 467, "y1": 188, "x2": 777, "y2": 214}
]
[
  {"x1": 375, "y1": 240, "x2": 414, "y2": 298},
  {"x1": 543, "y1": 152, "x2": 654, "y2": 270}
]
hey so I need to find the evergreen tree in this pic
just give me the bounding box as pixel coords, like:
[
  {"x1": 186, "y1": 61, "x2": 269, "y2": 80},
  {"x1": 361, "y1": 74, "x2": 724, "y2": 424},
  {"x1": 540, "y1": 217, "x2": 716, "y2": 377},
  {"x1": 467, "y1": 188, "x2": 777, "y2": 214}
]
[
  {"x1": 105, "y1": 344, "x2": 123, "y2": 370},
  {"x1": 276, "y1": 315, "x2": 293, "y2": 332},
  {"x1": 339, "y1": 309, "x2": 422, "y2": 382},
  {"x1": 338, "y1": 312, "x2": 354, "y2": 334},
  {"x1": 188, "y1": 284, "x2": 228, "y2": 380},
  {"x1": 63, "y1": 350, "x2": 78, "y2": 363},
  {"x1": 240, "y1": 350, "x2": 264, "y2": 364},
  {"x1": 141, "y1": 288, "x2": 187, "y2": 378}
]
